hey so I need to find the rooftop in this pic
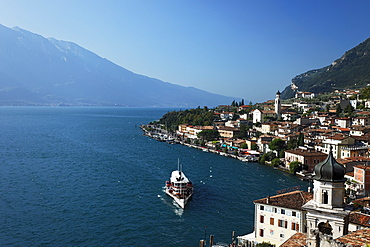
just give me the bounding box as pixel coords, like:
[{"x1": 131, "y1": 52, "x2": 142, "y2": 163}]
[
  {"x1": 349, "y1": 211, "x2": 370, "y2": 227},
  {"x1": 336, "y1": 228, "x2": 370, "y2": 247},
  {"x1": 280, "y1": 232, "x2": 307, "y2": 247},
  {"x1": 253, "y1": 190, "x2": 313, "y2": 210},
  {"x1": 285, "y1": 148, "x2": 326, "y2": 157}
]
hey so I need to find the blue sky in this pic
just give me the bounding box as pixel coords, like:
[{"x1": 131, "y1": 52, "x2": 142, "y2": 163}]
[{"x1": 0, "y1": 0, "x2": 369, "y2": 103}]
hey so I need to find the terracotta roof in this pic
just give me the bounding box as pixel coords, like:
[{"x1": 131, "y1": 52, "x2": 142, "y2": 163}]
[
  {"x1": 193, "y1": 126, "x2": 214, "y2": 130},
  {"x1": 327, "y1": 134, "x2": 348, "y2": 140},
  {"x1": 217, "y1": 126, "x2": 239, "y2": 131},
  {"x1": 337, "y1": 158, "x2": 354, "y2": 165},
  {"x1": 351, "y1": 136, "x2": 369, "y2": 142},
  {"x1": 253, "y1": 190, "x2": 313, "y2": 210},
  {"x1": 285, "y1": 148, "x2": 326, "y2": 157},
  {"x1": 343, "y1": 157, "x2": 370, "y2": 162},
  {"x1": 280, "y1": 232, "x2": 307, "y2": 247},
  {"x1": 262, "y1": 110, "x2": 276, "y2": 114},
  {"x1": 336, "y1": 228, "x2": 370, "y2": 247},
  {"x1": 349, "y1": 212, "x2": 370, "y2": 227},
  {"x1": 352, "y1": 197, "x2": 370, "y2": 207},
  {"x1": 357, "y1": 111, "x2": 370, "y2": 115},
  {"x1": 354, "y1": 165, "x2": 370, "y2": 170}
]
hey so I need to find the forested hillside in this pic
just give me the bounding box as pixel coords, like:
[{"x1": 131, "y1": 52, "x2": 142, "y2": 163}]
[{"x1": 281, "y1": 37, "x2": 370, "y2": 99}]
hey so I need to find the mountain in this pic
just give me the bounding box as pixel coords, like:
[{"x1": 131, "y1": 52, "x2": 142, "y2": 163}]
[
  {"x1": 0, "y1": 24, "x2": 238, "y2": 107},
  {"x1": 281, "y1": 37, "x2": 370, "y2": 99}
]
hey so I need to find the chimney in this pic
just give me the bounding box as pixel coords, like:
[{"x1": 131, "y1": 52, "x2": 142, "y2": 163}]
[{"x1": 266, "y1": 195, "x2": 270, "y2": 204}]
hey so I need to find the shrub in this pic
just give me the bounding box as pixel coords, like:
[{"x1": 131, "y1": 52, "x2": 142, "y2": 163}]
[{"x1": 289, "y1": 161, "x2": 302, "y2": 174}]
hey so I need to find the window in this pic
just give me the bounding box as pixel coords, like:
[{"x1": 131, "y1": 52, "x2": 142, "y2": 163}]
[
  {"x1": 270, "y1": 217, "x2": 274, "y2": 225},
  {"x1": 323, "y1": 191, "x2": 329, "y2": 204},
  {"x1": 278, "y1": 219, "x2": 283, "y2": 227},
  {"x1": 280, "y1": 233, "x2": 284, "y2": 238},
  {"x1": 292, "y1": 222, "x2": 296, "y2": 230},
  {"x1": 260, "y1": 215, "x2": 264, "y2": 223},
  {"x1": 281, "y1": 209, "x2": 285, "y2": 215},
  {"x1": 292, "y1": 211, "x2": 296, "y2": 217},
  {"x1": 259, "y1": 229, "x2": 264, "y2": 237},
  {"x1": 279, "y1": 220, "x2": 288, "y2": 228},
  {"x1": 260, "y1": 205, "x2": 264, "y2": 211},
  {"x1": 274, "y1": 208, "x2": 277, "y2": 213}
]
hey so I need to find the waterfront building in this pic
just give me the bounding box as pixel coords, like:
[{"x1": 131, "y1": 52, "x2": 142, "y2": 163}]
[
  {"x1": 238, "y1": 190, "x2": 313, "y2": 246},
  {"x1": 284, "y1": 148, "x2": 327, "y2": 172},
  {"x1": 177, "y1": 124, "x2": 214, "y2": 139},
  {"x1": 217, "y1": 126, "x2": 240, "y2": 138}
]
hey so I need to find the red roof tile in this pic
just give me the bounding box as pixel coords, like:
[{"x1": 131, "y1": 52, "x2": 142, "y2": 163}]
[
  {"x1": 280, "y1": 232, "x2": 307, "y2": 247},
  {"x1": 349, "y1": 212, "x2": 370, "y2": 227},
  {"x1": 336, "y1": 228, "x2": 370, "y2": 247},
  {"x1": 253, "y1": 191, "x2": 313, "y2": 210}
]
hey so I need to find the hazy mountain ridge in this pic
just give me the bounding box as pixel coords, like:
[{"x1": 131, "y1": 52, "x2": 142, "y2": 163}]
[
  {"x1": 0, "y1": 24, "x2": 237, "y2": 107},
  {"x1": 281, "y1": 37, "x2": 370, "y2": 99}
]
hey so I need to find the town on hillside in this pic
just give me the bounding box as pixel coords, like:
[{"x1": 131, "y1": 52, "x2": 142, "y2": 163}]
[{"x1": 141, "y1": 87, "x2": 370, "y2": 247}]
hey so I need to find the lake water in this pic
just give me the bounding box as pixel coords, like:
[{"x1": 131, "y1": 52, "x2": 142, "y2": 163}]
[{"x1": 0, "y1": 107, "x2": 307, "y2": 246}]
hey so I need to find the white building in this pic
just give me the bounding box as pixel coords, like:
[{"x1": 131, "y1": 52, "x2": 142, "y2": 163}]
[
  {"x1": 315, "y1": 134, "x2": 355, "y2": 159},
  {"x1": 238, "y1": 191, "x2": 313, "y2": 246}
]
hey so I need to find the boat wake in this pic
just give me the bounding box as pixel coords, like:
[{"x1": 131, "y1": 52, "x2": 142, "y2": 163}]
[{"x1": 158, "y1": 192, "x2": 184, "y2": 216}]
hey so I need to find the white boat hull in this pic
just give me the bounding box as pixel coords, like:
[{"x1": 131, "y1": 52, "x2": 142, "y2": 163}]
[{"x1": 165, "y1": 188, "x2": 193, "y2": 208}]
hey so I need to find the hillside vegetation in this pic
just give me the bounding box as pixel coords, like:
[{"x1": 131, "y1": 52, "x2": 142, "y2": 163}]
[
  {"x1": 281, "y1": 37, "x2": 370, "y2": 99},
  {"x1": 157, "y1": 107, "x2": 219, "y2": 130}
]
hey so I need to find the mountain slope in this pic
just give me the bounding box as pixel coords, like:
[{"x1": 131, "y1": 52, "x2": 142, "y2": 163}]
[
  {"x1": 281, "y1": 37, "x2": 370, "y2": 99},
  {"x1": 0, "y1": 24, "x2": 237, "y2": 107}
]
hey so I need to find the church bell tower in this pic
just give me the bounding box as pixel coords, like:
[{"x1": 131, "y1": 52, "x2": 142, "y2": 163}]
[
  {"x1": 303, "y1": 148, "x2": 349, "y2": 246},
  {"x1": 275, "y1": 91, "x2": 281, "y2": 119}
]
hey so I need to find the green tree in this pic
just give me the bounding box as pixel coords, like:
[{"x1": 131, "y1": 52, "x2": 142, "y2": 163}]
[
  {"x1": 271, "y1": 158, "x2": 281, "y2": 167},
  {"x1": 269, "y1": 138, "x2": 287, "y2": 158},
  {"x1": 289, "y1": 161, "x2": 302, "y2": 174},
  {"x1": 215, "y1": 143, "x2": 221, "y2": 151},
  {"x1": 360, "y1": 86, "x2": 370, "y2": 99},
  {"x1": 344, "y1": 103, "x2": 354, "y2": 114},
  {"x1": 336, "y1": 104, "x2": 342, "y2": 116},
  {"x1": 197, "y1": 129, "x2": 220, "y2": 141},
  {"x1": 236, "y1": 125, "x2": 250, "y2": 139},
  {"x1": 251, "y1": 143, "x2": 258, "y2": 151},
  {"x1": 259, "y1": 152, "x2": 276, "y2": 163},
  {"x1": 256, "y1": 242, "x2": 275, "y2": 247},
  {"x1": 298, "y1": 133, "x2": 304, "y2": 146},
  {"x1": 287, "y1": 138, "x2": 298, "y2": 150},
  {"x1": 240, "y1": 142, "x2": 248, "y2": 149}
]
